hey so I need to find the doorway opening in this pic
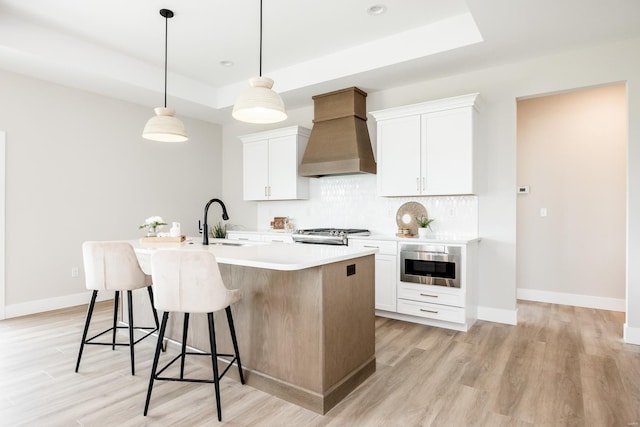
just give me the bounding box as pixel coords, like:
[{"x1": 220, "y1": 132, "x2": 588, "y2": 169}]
[{"x1": 516, "y1": 83, "x2": 627, "y2": 312}]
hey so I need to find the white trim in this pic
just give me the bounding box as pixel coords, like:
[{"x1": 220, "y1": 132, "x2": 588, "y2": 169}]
[
  {"x1": 0, "y1": 131, "x2": 5, "y2": 320},
  {"x1": 517, "y1": 288, "x2": 625, "y2": 312},
  {"x1": 624, "y1": 324, "x2": 640, "y2": 346},
  {"x1": 375, "y1": 309, "x2": 472, "y2": 332},
  {"x1": 477, "y1": 305, "x2": 518, "y2": 325},
  {"x1": 4, "y1": 291, "x2": 112, "y2": 319}
]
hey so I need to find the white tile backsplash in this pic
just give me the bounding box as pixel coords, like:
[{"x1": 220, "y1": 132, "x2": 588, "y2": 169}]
[{"x1": 255, "y1": 174, "x2": 478, "y2": 238}]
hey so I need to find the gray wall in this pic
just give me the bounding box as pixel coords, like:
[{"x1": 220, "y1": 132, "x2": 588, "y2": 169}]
[{"x1": 0, "y1": 69, "x2": 222, "y2": 313}]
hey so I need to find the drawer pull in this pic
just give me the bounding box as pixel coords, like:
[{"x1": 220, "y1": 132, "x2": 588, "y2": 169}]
[
  {"x1": 420, "y1": 293, "x2": 438, "y2": 298},
  {"x1": 420, "y1": 309, "x2": 438, "y2": 314},
  {"x1": 363, "y1": 245, "x2": 379, "y2": 248},
  {"x1": 238, "y1": 238, "x2": 249, "y2": 241}
]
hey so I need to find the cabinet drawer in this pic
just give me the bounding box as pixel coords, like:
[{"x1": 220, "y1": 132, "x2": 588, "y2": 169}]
[
  {"x1": 349, "y1": 239, "x2": 397, "y2": 255},
  {"x1": 397, "y1": 299, "x2": 465, "y2": 324},
  {"x1": 397, "y1": 284, "x2": 464, "y2": 308},
  {"x1": 226, "y1": 232, "x2": 262, "y2": 242},
  {"x1": 262, "y1": 234, "x2": 293, "y2": 243}
]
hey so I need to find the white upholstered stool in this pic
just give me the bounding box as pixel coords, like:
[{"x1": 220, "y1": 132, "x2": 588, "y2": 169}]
[
  {"x1": 75, "y1": 241, "x2": 160, "y2": 375},
  {"x1": 143, "y1": 250, "x2": 245, "y2": 422}
]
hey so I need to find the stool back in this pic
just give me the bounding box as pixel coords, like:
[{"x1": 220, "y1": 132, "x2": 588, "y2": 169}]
[
  {"x1": 151, "y1": 250, "x2": 239, "y2": 313},
  {"x1": 82, "y1": 241, "x2": 148, "y2": 291}
]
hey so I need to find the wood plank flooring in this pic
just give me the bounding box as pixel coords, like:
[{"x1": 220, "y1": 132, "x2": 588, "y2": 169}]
[{"x1": 1, "y1": 300, "x2": 639, "y2": 426}]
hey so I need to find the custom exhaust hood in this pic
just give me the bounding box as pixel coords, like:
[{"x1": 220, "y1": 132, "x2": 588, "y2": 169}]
[{"x1": 298, "y1": 87, "x2": 376, "y2": 177}]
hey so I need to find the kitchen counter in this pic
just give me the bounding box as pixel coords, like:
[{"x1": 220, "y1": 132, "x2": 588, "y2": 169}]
[
  {"x1": 131, "y1": 237, "x2": 376, "y2": 272},
  {"x1": 129, "y1": 237, "x2": 376, "y2": 414},
  {"x1": 349, "y1": 233, "x2": 480, "y2": 245}
]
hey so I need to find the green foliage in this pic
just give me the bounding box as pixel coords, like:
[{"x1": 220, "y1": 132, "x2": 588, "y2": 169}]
[
  {"x1": 416, "y1": 215, "x2": 435, "y2": 230},
  {"x1": 210, "y1": 222, "x2": 227, "y2": 238}
]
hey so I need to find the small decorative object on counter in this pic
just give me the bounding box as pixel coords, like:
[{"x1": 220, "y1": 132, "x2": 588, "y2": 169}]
[
  {"x1": 139, "y1": 216, "x2": 167, "y2": 237},
  {"x1": 270, "y1": 217, "x2": 287, "y2": 230},
  {"x1": 284, "y1": 218, "x2": 295, "y2": 231},
  {"x1": 416, "y1": 215, "x2": 435, "y2": 238},
  {"x1": 169, "y1": 222, "x2": 181, "y2": 237},
  {"x1": 396, "y1": 227, "x2": 412, "y2": 237},
  {"x1": 210, "y1": 222, "x2": 227, "y2": 238}
]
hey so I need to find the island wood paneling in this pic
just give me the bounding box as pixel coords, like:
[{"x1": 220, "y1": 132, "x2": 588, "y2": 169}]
[{"x1": 129, "y1": 254, "x2": 376, "y2": 414}]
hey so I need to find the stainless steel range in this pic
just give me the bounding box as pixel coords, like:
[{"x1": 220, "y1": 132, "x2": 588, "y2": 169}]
[{"x1": 292, "y1": 228, "x2": 370, "y2": 245}]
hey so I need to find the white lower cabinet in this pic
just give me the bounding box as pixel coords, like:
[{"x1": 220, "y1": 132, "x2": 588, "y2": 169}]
[
  {"x1": 349, "y1": 239, "x2": 397, "y2": 312},
  {"x1": 396, "y1": 299, "x2": 466, "y2": 324},
  {"x1": 351, "y1": 238, "x2": 477, "y2": 332},
  {"x1": 226, "y1": 231, "x2": 293, "y2": 243}
]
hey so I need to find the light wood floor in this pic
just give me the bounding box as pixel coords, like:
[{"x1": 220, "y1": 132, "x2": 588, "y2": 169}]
[{"x1": 1, "y1": 300, "x2": 639, "y2": 426}]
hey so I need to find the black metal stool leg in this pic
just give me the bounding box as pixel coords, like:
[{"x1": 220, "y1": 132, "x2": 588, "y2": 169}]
[
  {"x1": 144, "y1": 311, "x2": 169, "y2": 416},
  {"x1": 180, "y1": 313, "x2": 190, "y2": 379},
  {"x1": 112, "y1": 290, "x2": 120, "y2": 350},
  {"x1": 225, "y1": 306, "x2": 244, "y2": 384},
  {"x1": 75, "y1": 290, "x2": 98, "y2": 373},
  {"x1": 127, "y1": 290, "x2": 135, "y2": 375},
  {"x1": 208, "y1": 312, "x2": 222, "y2": 422},
  {"x1": 147, "y1": 286, "x2": 160, "y2": 329}
]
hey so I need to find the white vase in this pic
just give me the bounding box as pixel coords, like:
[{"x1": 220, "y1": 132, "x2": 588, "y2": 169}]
[{"x1": 417, "y1": 227, "x2": 429, "y2": 239}]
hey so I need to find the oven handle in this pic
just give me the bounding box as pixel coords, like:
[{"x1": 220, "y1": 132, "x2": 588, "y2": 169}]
[{"x1": 401, "y1": 250, "x2": 452, "y2": 262}]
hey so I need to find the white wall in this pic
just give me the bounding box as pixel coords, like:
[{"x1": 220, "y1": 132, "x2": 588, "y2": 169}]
[
  {"x1": 222, "y1": 36, "x2": 640, "y2": 342},
  {"x1": 0, "y1": 69, "x2": 223, "y2": 317},
  {"x1": 516, "y1": 85, "x2": 626, "y2": 310}
]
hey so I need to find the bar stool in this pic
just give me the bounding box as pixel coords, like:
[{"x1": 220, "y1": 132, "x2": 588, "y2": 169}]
[
  {"x1": 144, "y1": 250, "x2": 245, "y2": 422},
  {"x1": 75, "y1": 241, "x2": 160, "y2": 375}
]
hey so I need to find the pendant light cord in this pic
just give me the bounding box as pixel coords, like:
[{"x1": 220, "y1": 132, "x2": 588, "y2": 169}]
[
  {"x1": 259, "y1": 0, "x2": 263, "y2": 77},
  {"x1": 164, "y1": 12, "x2": 168, "y2": 108}
]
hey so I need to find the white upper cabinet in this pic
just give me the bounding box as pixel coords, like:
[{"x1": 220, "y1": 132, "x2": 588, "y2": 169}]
[
  {"x1": 371, "y1": 93, "x2": 479, "y2": 197},
  {"x1": 240, "y1": 126, "x2": 311, "y2": 201}
]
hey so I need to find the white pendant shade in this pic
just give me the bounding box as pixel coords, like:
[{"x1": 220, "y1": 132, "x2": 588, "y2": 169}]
[
  {"x1": 232, "y1": 76, "x2": 287, "y2": 124},
  {"x1": 142, "y1": 107, "x2": 188, "y2": 142}
]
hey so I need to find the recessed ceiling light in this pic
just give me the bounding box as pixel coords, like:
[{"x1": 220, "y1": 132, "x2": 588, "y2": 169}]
[
  {"x1": 219, "y1": 60, "x2": 234, "y2": 67},
  {"x1": 367, "y1": 4, "x2": 387, "y2": 15}
]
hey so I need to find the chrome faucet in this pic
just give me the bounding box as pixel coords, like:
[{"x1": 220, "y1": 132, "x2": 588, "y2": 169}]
[{"x1": 202, "y1": 198, "x2": 229, "y2": 245}]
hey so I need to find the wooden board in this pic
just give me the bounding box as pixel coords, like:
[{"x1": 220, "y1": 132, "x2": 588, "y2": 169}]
[{"x1": 139, "y1": 235, "x2": 185, "y2": 243}]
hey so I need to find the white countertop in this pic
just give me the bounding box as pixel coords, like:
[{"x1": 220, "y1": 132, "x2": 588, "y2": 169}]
[
  {"x1": 348, "y1": 234, "x2": 480, "y2": 245},
  {"x1": 130, "y1": 237, "x2": 376, "y2": 271}
]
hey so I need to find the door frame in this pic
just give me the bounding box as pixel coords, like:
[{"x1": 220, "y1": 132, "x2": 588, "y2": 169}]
[{"x1": 1, "y1": 131, "x2": 5, "y2": 319}]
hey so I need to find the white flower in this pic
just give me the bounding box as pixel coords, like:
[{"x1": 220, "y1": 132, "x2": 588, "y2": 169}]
[
  {"x1": 139, "y1": 216, "x2": 167, "y2": 230},
  {"x1": 145, "y1": 216, "x2": 164, "y2": 225}
]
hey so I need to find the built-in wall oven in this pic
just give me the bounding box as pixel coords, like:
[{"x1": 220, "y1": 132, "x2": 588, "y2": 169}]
[{"x1": 400, "y1": 244, "x2": 461, "y2": 288}]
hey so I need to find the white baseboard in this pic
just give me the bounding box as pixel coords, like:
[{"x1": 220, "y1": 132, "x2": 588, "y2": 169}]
[
  {"x1": 477, "y1": 306, "x2": 518, "y2": 325},
  {"x1": 624, "y1": 324, "x2": 640, "y2": 346},
  {"x1": 4, "y1": 291, "x2": 112, "y2": 319},
  {"x1": 517, "y1": 288, "x2": 625, "y2": 312}
]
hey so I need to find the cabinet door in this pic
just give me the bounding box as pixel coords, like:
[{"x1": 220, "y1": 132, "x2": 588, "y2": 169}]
[
  {"x1": 377, "y1": 115, "x2": 422, "y2": 196},
  {"x1": 423, "y1": 108, "x2": 473, "y2": 195},
  {"x1": 243, "y1": 141, "x2": 270, "y2": 201},
  {"x1": 268, "y1": 135, "x2": 298, "y2": 200},
  {"x1": 375, "y1": 254, "x2": 397, "y2": 312}
]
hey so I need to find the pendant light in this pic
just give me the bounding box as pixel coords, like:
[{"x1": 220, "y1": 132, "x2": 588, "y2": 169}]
[
  {"x1": 232, "y1": 0, "x2": 287, "y2": 124},
  {"x1": 142, "y1": 9, "x2": 188, "y2": 142}
]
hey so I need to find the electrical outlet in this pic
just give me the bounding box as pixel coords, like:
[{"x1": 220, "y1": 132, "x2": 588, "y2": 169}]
[{"x1": 71, "y1": 267, "x2": 79, "y2": 278}]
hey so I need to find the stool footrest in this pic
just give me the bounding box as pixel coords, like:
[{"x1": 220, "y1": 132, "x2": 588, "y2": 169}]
[
  {"x1": 83, "y1": 325, "x2": 157, "y2": 347},
  {"x1": 154, "y1": 351, "x2": 239, "y2": 383}
]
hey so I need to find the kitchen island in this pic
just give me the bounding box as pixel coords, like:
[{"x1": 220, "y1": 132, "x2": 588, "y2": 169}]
[{"x1": 129, "y1": 238, "x2": 376, "y2": 414}]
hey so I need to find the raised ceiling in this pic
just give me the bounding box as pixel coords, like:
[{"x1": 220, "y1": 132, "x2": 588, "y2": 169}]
[{"x1": 1, "y1": 0, "x2": 639, "y2": 123}]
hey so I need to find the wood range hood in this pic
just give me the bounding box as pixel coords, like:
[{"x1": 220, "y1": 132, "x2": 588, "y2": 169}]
[{"x1": 299, "y1": 87, "x2": 377, "y2": 177}]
